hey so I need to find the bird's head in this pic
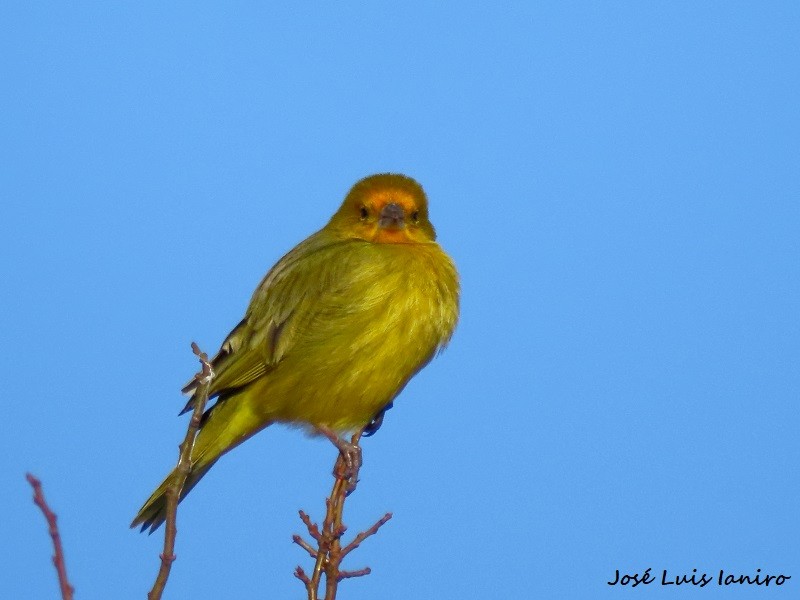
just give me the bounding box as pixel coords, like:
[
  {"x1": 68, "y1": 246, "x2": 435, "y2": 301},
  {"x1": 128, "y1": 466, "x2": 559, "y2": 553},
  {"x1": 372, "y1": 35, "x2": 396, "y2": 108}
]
[{"x1": 328, "y1": 174, "x2": 437, "y2": 244}]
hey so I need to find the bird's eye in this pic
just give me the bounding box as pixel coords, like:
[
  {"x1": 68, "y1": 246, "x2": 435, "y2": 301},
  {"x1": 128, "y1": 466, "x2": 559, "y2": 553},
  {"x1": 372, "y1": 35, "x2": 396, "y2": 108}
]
[
  {"x1": 411, "y1": 210, "x2": 419, "y2": 223},
  {"x1": 359, "y1": 206, "x2": 368, "y2": 220}
]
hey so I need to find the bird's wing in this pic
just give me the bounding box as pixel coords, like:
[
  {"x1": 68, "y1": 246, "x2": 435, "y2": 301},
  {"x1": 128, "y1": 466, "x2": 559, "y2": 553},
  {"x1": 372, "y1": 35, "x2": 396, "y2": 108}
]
[{"x1": 180, "y1": 234, "x2": 354, "y2": 410}]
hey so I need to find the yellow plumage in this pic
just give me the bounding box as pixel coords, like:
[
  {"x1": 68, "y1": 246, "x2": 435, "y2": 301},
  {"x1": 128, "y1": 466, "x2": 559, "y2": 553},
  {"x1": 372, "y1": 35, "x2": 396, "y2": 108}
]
[{"x1": 132, "y1": 173, "x2": 459, "y2": 532}]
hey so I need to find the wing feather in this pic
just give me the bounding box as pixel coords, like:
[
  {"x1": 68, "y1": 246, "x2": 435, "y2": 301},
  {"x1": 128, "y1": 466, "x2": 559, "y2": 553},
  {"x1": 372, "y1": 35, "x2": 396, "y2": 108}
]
[{"x1": 180, "y1": 233, "x2": 354, "y2": 413}]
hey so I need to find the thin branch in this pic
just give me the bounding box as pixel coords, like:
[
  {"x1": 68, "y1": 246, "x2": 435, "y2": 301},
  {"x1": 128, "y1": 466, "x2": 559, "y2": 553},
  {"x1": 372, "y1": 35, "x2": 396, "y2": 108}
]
[
  {"x1": 338, "y1": 567, "x2": 372, "y2": 581},
  {"x1": 298, "y1": 509, "x2": 322, "y2": 541},
  {"x1": 25, "y1": 473, "x2": 74, "y2": 600},
  {"x1": 294, "y1": 430, "x2": 393, "y2": 600},
  {"x1": 294, "y1": 566, "x2": 312, "y2": 587},
  {"x1": 292, "y1": 534, "x2": 318, "y2": 558},
  {"x1": 341, "y1": 512, "x2": 393, "y2": 558},
  {"x1": 147, "y1": 342, "x2": 213, "y2": 600}
]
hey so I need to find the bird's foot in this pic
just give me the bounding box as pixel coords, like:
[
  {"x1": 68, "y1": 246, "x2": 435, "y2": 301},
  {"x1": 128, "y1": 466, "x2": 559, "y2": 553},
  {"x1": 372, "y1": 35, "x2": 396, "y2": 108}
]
[
  {"x1": 363, "y1": 401, "x2": 393, "y2": 437},
  {"x1": 316, "y1": 426, "x2": 363, "y2": 493}
]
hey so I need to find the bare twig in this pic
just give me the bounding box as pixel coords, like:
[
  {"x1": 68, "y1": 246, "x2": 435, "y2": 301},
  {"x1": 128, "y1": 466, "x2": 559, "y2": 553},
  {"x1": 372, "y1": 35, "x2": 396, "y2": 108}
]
[
  {"x1": 25, "y1": 473, "x2": 75, "y2": 600},
  {"x1": 292, "y1": 534, "x2": 318, "y2": 558},
  {"x1": 294, "y1": 430, "x2": 393, "y2": 600},
  {"x1": 341, "y1": 512, "x2": 393, "y2": 558},
  {"x1": 338, "y1": 567, "x2": 372, "y2": 581},
  {"x1": 298, "y1": 509, "x2": 322, "y2": 541},
  {"x1": 294, "y1": 565, "x2": 313, "y2": 586},
  {"x1": 147, "y1": 342, "x2": 213, "y2": 600}
]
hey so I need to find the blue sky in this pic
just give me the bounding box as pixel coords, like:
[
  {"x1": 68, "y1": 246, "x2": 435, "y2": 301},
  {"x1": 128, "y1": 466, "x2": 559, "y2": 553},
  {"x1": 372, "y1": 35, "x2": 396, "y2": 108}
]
[{"x1": 2, "y1": 2, "x2": 798, "y2": 598}]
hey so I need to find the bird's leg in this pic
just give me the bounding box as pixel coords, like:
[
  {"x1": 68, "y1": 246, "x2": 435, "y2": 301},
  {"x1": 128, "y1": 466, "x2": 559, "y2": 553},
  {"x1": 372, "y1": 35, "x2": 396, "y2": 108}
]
[{"x1": 315, "y1": 426, "x2": 363, "y2": 491}]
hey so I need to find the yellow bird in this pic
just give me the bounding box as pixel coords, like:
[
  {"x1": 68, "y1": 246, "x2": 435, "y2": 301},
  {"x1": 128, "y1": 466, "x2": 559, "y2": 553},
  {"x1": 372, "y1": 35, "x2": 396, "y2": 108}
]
[{"x1": 132, "y1": 173, "x2": 460, "y2": 532}]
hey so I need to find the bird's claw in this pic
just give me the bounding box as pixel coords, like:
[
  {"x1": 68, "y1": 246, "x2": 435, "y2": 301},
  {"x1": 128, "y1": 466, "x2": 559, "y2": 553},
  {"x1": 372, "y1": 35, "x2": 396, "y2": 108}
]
[
  {"x1": 316, "y1": 427, "x2": 363, "y2": 491},
  {"x1": 362, "y1": 401, "x2": 393, "y2": 437},
  {"x1": 336, "y1": 441, "x2": 363, "y2": 494}
]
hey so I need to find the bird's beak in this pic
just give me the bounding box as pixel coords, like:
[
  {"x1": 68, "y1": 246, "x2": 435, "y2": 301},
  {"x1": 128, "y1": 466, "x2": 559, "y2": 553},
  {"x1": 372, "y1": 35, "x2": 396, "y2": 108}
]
[{"x1": 378, "y1": 202, "x2": 405, "y2": 229}]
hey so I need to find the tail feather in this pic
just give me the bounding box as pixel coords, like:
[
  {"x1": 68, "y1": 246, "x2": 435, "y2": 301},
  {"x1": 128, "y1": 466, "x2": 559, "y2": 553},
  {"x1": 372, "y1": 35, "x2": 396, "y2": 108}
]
[
  {"x1": 130, "y1": 460, "x2": 217, "y2": 534},
  {"x1": 133, "y1": 388, "x2": 271, "y2": 534}
]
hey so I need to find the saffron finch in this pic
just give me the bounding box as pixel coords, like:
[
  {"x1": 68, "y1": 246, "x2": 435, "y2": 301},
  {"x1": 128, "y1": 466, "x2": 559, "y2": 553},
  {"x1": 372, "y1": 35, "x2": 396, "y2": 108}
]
[{"x1": 132, "y1": 173, "x2": 460, "y2": 532}]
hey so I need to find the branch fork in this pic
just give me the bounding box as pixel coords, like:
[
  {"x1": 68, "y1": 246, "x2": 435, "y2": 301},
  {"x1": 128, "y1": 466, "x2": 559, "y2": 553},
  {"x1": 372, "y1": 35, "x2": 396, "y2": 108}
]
[{"x1": 293, "y1": 431, "x2": 392, "y2": 600}]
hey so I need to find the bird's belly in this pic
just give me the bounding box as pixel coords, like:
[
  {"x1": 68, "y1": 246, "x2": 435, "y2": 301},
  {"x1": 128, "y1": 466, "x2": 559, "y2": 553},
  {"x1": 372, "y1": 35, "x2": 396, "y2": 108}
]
[{"x1": 253, "y1": 286, "x2": 446, "y2": 430}]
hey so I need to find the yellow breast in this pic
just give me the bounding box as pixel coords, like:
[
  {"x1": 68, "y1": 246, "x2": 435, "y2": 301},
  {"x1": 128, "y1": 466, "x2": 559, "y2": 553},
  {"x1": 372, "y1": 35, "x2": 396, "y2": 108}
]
[{"x1": 252, "y1": 240, "x2": 459, "y2": 430}]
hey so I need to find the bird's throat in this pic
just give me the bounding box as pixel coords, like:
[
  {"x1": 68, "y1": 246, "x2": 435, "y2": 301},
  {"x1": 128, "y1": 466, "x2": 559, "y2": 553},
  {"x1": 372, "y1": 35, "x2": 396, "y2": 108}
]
[{"x1": 372, "y1": 228, "x2": 416, "y2": 244}]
